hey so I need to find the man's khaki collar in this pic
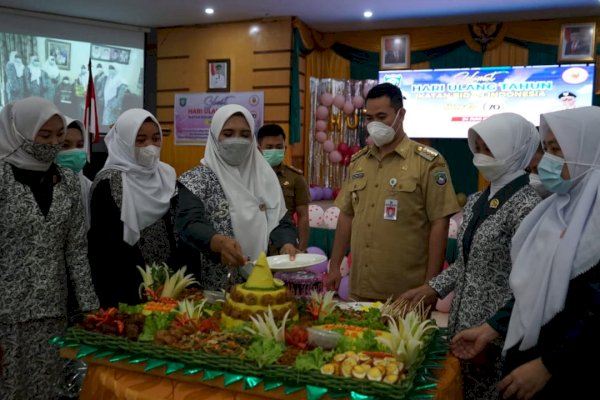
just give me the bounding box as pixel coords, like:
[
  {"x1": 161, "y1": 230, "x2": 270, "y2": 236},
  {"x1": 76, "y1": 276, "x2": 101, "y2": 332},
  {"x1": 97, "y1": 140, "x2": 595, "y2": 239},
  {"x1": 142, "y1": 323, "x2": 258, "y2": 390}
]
[{"x1": 368, "y1": 135, "x2": 410, "y2": 159}]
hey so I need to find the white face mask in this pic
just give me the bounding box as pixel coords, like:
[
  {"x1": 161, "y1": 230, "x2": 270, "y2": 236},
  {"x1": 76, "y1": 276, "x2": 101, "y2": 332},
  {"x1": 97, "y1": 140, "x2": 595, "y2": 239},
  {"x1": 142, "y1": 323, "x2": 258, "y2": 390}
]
[
  {"x1": 528, "y1": 173, "x2": 551, "y2": 199},
  {"x1": 472, "y1": 153, "x2": 506, "y2": 182},
  {"x1": 135, "y1": 145, "x2": 161, "y2": 168},
  {"x1": 218, "y1": 137, "x2": 252, "y2": 166},
  {"x1": 366, "y1": 111, "x2": 400, "y2": 147}
]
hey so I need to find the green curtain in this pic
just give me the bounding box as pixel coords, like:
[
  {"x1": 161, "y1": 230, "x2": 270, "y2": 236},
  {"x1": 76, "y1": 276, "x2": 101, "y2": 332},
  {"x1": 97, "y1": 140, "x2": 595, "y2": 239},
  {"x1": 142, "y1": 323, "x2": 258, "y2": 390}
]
[
  {"x1": 290, "y1": 29, "x2": 309, "y2": 144},
  {"x1": 331, "y1": 42, "x2": 379, "y2": 79}
]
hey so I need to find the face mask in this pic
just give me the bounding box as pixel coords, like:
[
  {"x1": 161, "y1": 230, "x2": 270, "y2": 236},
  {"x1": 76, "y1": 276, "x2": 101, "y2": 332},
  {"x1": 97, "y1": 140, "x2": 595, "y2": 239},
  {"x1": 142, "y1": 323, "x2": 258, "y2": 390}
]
[
  {"x1": 56, "y1": 148, "x2": 87, "y2": 173},
  {"x1": 538, "y1": 153, "x2": 574, "y2": 194},
  {"x1": 218, "y1": 137, "x2": 252, "y2": 166},
  {"x1": 135, "y1": 145, "x2": 161, "y2": 168},
  {"x1": 21, "y1": 141, "x2": 63, "y2": 163},
  {"x1": 528, "y1": 173, "x2": 551, "y2": 199},
  {"x1": 472, "y1": 153, "x2": 506, "y2": 182},
  {"x1": 263, "y1": 149, "x2": 285, "y2": 167},
  {"x1": 366, "y1": 111, "x2": 400, "y2": 147}
]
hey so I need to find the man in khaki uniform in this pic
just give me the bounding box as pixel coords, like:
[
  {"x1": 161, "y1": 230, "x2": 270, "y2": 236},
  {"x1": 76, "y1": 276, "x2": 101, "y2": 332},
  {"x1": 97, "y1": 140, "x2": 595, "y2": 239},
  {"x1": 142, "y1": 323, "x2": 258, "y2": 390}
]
[
  {"x1": 327, "y1": 83, "x2": 459, "y2": 301},
  {"x1": 257, "y1": 124, "x2": 311, "y2": 251}
]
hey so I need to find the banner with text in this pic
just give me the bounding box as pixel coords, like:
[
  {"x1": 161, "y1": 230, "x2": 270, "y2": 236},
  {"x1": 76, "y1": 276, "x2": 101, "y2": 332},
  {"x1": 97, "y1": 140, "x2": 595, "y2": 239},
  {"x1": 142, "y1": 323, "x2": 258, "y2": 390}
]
[
  {"x1": 379, "y1": 64, "x2": 595, "y2": 138},
  {"x1": 174, "y1": 91, "x2": 264, "y2": 145}
]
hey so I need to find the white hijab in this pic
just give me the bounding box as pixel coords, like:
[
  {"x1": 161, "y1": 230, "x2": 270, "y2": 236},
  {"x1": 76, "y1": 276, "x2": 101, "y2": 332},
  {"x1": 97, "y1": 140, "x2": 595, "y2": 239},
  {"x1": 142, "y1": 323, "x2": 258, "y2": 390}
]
[
  {"x1": 468, "y1": 113, "x2": 540, "y2": 197},
  {"x1": 0, "y1": 97, "x2": 65, "y2": 171},
  {"x1": 43, "y1": 56, "x2": 60, "y2": 80},
  {"x1": 104, "y1": 67, "x2": 125, "y2": 101},
  {"x1": 101, "y1": 109, "x2": 176, "y2": 245},
  {"x1": 65, "y1": 116, "x2": 92, "y2": 228},
  {"x1": 505, "y1": 106, "x2": 600, "y2": 352},
  {"x1": 28, "y1": 56, "x2": 41, "y2": 83},
  {"x1": 8, "y1": 51, "x2": 24, "y2": 78},
  {"x1": 202, "y1": 104, "x2": 287, "y2": 261}
]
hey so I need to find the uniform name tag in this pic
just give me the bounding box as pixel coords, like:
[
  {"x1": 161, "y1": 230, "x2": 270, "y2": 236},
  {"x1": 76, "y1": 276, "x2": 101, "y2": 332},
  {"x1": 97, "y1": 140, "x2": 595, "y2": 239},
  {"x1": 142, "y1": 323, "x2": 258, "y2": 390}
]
[{"x1": 384, "y1": 199, "x2": 398, "y2": 221}]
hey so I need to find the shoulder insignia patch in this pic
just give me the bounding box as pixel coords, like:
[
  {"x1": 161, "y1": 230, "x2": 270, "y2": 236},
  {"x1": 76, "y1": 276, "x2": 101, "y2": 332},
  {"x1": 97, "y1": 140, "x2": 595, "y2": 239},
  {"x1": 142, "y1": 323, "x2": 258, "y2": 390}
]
[
  {"x1": 415, "y1": 145, "x2": 439, "y2": 161},
  {"x1": 351, "y1": 146, "x2": 369, "y2": 162},
  {"x1": 434, "y1": 171, "x2": 448, "y2": 186},
  {"x1": 286, "y1": 164, "x2": 304, "y2": 175}
]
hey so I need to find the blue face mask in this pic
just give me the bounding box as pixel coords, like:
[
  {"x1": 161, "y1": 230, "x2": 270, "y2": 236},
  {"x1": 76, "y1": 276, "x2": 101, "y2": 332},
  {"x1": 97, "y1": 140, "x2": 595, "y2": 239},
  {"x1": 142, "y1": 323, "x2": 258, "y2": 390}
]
[{"x1": 538, "y1": 153, "x2": 574, "y2": 194}]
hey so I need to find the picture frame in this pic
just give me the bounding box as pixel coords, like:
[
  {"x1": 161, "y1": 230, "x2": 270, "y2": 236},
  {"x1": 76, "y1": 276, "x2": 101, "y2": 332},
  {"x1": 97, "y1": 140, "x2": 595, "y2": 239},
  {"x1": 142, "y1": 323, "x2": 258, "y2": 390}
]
[
  {"x1": 381, "y1": 35, "x2": 410, "y2": 70},
  {"x1": 558, "y1": 22, "x2": 596, "y2": 62},
  {"x1": 207, "y1": 59, "x2": 230, "y2": 92},
  {"x1": 91, "y1": 44, "x2": 131, "y2": 65},
  {"x1": 46, "y1": 39, "x2": 71, "y2": 70}
]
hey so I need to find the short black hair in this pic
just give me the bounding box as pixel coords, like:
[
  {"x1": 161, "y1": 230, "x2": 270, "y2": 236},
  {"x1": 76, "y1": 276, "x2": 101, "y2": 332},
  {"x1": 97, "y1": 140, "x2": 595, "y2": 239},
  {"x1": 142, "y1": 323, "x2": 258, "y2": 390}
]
[
  {"x1": 257, "y1": 124, "x2": 286, "y2": 144},
  {"x1": 96, "y1": 63, "x2": 103, "y2": 68},
  {"x1": 108, "y1": 65, "x2": 115, "y2": 70},
  {"x1": 366, "y1": 83, "x2": 404, "y2": 110}
]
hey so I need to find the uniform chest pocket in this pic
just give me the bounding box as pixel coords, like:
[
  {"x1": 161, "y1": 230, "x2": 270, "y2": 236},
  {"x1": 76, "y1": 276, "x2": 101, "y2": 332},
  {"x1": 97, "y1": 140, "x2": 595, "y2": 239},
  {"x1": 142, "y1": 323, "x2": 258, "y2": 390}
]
[
  {"x1": 283, "y1": 187, "x2": 295, "y2": 198},
  {"x1": 350, "y1": 178, "x2": 367, "y2": 211},
  {"x1": 394, "y1": 180, "x2": 417, "y2": 193}
]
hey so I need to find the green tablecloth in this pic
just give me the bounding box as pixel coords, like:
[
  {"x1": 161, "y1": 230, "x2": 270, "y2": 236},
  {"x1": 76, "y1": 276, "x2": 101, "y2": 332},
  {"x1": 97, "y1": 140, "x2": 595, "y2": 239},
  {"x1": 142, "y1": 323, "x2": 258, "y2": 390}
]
[{"x1": 307, "y1": 227, "x2": 336, "y2": 257}]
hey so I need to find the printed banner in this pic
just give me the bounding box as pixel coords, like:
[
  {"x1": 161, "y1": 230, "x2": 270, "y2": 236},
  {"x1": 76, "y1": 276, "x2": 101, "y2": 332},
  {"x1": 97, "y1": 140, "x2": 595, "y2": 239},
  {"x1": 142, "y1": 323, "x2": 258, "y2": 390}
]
[
  {"x1": 174, "y1": 91, "x2": 264, "y2": 145},
  {"x1": 379, "y1": 64, "x2": 595, "y2": 138}
]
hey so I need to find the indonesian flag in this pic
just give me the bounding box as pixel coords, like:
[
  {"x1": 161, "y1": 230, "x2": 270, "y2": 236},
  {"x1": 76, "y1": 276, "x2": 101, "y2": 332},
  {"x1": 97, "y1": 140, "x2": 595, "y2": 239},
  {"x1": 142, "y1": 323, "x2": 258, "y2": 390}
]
[{"x1": 84, "y1": 58, "x2": 100, "y2": 143}]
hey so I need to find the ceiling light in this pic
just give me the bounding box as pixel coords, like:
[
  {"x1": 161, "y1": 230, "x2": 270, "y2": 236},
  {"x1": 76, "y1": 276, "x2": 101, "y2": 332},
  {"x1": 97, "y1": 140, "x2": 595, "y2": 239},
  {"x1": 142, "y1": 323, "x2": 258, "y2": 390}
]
[
  {"x1": 249, "y1": 25, "x2": 260, "y2": 34},
  {"x1": 364, "y1": 10, "x2": 373, "y2": 18},
  {"x1": 205, "y1": 8, "x2": 214, "y2": 15}
]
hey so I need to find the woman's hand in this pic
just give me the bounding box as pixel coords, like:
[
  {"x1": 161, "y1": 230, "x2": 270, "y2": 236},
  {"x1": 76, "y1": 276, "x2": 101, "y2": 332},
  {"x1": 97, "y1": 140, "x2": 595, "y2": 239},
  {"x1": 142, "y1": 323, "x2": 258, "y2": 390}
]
[
  {"x1": 497, "y1": 357, "x2": 551, "y2": 399},
  {"x1": 279, "y1": 243, "x2": 297, "y2": 261},
  {"x1": 451, "y1": 323, "x2": 499, "y2": 360},
  {"x1": 210, "y1": 234, "x2": 246, "y2": 267},
  {"x1": 398, "y1": 284, "x2": 438, "y2": 308}
]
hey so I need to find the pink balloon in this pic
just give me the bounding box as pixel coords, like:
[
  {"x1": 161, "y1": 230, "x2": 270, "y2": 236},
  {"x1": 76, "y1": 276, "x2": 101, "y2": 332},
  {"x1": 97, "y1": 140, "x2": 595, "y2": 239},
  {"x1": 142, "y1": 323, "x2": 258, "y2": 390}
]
[
  {"x1": 333, "y1": 94, "x2": 345, "y2": 109},
  {"x1": 352, "y1": 96, "x2": 365, "y2": 109},
  {"x1": 315, "y1": 131, "x2": 327, "y2": 143},
  {"x1": 337, "y1": 275, "x2": 350, "y2": 301},
  {"x1": 315, "y1": 120, "x2": 327, "y2": 132},
  {"x1": 322, "y1": 140, "x2": 335, "y2": 153},
  {"x1": 328, "y1": 150, "x2": 342, "y2": 163},
  {"x1": 320, "y1": 92, "x2": 334, "y2": 107},
  {"x1": 343, "y1": 102, "x2": 354, "y2": 115},
  {"x1": 316, "y1": 105, "x2": 329, "y2": 120}
]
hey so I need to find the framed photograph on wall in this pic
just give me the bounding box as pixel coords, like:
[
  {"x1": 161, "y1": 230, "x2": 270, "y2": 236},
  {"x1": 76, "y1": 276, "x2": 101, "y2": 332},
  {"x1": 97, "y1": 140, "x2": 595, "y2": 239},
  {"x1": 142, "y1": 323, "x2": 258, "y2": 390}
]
[
  {"x1": 207, "y1": 59, "x2": 230, "y2": 92},
  {"x1": 559, "y1": 22, "x2": 596, "y2": 62},
  {"x1": 381, "y1": 35, "x2": 410, "y2": 70},
  {"x1": 46, "y1": 39, "x2": 71, "y2": 70}
]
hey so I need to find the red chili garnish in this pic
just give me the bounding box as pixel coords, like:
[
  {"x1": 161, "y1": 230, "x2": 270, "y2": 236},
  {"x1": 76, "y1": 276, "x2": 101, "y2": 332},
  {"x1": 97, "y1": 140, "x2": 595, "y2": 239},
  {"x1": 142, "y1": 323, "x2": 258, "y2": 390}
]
[{"x1": 285, "y1": 325, "x2": 309, "y2": 349}]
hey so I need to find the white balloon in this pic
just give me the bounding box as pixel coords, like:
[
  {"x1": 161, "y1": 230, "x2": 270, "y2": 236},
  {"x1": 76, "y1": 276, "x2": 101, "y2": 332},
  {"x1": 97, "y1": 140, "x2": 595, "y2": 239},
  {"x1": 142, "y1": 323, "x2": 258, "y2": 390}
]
[
  {"x1": 308, "y1": 204, "x2": 325, "y2": 228},
  {"x1": 322, "y1": 206, "x2": 341, "y2": 229}
]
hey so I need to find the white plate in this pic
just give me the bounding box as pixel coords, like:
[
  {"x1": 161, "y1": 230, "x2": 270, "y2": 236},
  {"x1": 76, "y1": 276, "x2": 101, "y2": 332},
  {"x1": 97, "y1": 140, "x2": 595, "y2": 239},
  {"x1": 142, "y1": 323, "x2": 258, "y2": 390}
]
[
  {"x1": 336, "y1": 301, "x2": 381, "y2": 312},
  {"x1": 259, "y1": 253, "x2": 327, "y2": 272}
]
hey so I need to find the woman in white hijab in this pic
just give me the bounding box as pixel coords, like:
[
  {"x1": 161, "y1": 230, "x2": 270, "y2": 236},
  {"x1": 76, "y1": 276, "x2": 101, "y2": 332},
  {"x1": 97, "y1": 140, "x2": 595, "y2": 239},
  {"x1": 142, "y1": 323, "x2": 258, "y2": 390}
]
[
  {"x1": 0, "y1": 97, "x2": 99, "y2": 400},
  {"x1": 5, "y1": 50, "x2": 25, "y2": 102},
  {"x1": 176, "y1": 104, "x2": 297, "y2": 290},
  {"x1": 400, "y1": 112, "x2": 541, "y2": 400},
  {"x1": 88, "y1": 108, "x2": 178, "y2": 307},
  {"x1": 452, "y1": 106, "x2": 600, "y2": 400}
]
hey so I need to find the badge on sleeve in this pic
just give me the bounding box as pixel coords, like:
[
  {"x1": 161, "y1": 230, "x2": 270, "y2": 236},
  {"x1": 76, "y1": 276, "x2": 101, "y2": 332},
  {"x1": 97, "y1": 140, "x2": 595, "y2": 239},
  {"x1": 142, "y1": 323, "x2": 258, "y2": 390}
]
[
  {"x1": 384, "y1": 199, "x2": 398, "y2": 221},
  {"x1": 434, "y1": 171, "x2": 448, "y2": 186}
]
